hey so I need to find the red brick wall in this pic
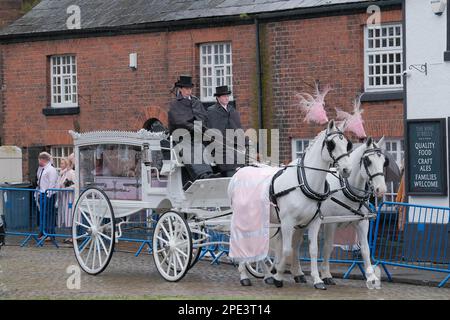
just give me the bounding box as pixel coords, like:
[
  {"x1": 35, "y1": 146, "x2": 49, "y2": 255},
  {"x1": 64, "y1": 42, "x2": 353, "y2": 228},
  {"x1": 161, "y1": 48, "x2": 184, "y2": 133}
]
[
  {"x1": 263, "y1": 10, "x2": 404, "y2": 163},
  {"x1": 1, "y1": 8, "x2": 404, "y2": 178},
  {"x1": 0, "y1": 0, "x2": 24, "y2": 146},
  {"x1": 1, "y1": 25, "x2": 257, "y2": 180}
]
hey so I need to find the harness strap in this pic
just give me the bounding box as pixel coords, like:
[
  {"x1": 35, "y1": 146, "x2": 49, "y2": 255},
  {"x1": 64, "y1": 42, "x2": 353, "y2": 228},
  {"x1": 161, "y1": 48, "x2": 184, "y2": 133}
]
[{"x1": 330, "y1": 197, "x2": 365, "y2": 217}]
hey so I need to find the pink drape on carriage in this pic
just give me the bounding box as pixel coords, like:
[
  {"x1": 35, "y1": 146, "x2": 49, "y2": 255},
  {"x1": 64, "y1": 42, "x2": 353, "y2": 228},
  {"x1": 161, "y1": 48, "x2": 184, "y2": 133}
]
[{"x1": 228, "y1": 166, "x2": 280, "y2": 263}]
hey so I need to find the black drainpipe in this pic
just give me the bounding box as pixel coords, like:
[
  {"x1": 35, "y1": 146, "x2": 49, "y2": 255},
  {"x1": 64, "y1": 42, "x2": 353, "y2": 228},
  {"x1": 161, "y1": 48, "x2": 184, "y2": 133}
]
[{"x1": 255, "y1": 18, "x2": 264, "y2": 153}]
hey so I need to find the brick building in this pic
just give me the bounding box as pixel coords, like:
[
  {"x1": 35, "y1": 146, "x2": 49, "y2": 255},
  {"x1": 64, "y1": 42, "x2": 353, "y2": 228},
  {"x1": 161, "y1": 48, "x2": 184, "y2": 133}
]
[
  {"x1": 0, "y1": 0, "x2": 405, "y2": 183},
  {"x1": 0, "y1": 0, "x2": 30, "y2": 146}
]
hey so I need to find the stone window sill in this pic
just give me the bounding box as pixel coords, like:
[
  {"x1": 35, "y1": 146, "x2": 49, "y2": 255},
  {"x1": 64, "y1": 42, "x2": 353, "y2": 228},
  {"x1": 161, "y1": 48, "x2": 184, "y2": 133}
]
[
  {"x1": 42, "y1": 107, "x2": 80, "y2": 116},
  {"x1": 360, "y1": 91, "x2": 404, "y2": 102}
]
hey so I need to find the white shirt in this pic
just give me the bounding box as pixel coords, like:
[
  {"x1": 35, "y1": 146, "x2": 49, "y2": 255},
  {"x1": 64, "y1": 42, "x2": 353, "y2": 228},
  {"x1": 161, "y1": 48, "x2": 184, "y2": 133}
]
[{"x1": 37, "y1": 162, "x2": 58, "y2": 195}]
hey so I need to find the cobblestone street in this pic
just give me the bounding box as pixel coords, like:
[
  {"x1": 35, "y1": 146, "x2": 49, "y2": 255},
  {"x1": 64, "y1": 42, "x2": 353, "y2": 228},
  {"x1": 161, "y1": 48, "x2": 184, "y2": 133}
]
[{"x1": 0, "y1": 244, "x2": 448, "y2": 300}]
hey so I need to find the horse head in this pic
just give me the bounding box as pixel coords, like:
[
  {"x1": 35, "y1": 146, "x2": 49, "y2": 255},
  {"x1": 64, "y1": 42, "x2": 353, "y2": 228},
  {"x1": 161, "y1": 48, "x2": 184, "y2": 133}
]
[
  {"x1": 322, "y1": 120, "x2": 353, "y2": 178},
  {"x1": 359, "y1": 136, "x2": 388, "y2": 196}
]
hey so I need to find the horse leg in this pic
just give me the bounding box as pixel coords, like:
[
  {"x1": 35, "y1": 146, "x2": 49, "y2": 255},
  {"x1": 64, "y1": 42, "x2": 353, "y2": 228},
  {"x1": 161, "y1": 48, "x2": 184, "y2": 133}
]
[
  {"x1": 290, "y1": 228, "x2": 307, "y2": 284},
  {"x1": 272, "y1": 222, "x2": 295, "y2": 288},
  {"x1": 355, "y1": 220, "x2": 381, "y2": 289},
  {"x1": 308, "y1": 218, "x2": 326, "y2": 290},
  {"x1": 238, "y1": 262, "x2": 252, "y2": 286},
  {"x1": 321, "y1": 223, "x2": 337, "y2": 285}
]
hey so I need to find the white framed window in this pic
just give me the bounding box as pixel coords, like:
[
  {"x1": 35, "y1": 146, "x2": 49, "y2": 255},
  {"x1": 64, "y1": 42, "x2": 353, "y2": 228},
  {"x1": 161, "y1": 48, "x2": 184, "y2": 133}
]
[
  {"x1": 364, "y1": 24, "x2": 403, "y2": 92},
  {"x1": 291, "y1": 139, "x2": 311, "y2": 161},
  {"x1": 200, "y1": 43, "x2": 233, "y2": 101},
  {"x1": 385, "y1": 138, "x2": 404, "y2": 168},
  {"x1": 50, "y1": 146, "x2": 74, "y2": 171},
  {"x1": 51, "y1": 55, "x2": 78, "y2": 108}
]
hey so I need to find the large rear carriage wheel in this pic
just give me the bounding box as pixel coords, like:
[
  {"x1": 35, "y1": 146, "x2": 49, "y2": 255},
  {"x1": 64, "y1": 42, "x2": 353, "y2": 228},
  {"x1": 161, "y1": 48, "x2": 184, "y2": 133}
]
[{"x1": 72, "y1": 187, "x2": 115, "y2": 275}]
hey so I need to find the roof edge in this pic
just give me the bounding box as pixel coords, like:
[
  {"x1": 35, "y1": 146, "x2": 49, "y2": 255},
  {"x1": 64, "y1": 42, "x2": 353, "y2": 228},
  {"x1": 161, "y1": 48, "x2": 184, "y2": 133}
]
[{"x1": 0, "y1": 0, "x2": 403, "y2": 44}]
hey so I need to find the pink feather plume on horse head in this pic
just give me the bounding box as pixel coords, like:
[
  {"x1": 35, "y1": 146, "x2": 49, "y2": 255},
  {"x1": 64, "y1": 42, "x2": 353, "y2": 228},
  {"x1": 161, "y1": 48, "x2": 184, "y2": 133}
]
[
  {"x1": 296, "y1": 83, "x2": 331, "y2": 125},
  {"x1": 335, "y1": 95, "x2": 367, "y2": 138}
]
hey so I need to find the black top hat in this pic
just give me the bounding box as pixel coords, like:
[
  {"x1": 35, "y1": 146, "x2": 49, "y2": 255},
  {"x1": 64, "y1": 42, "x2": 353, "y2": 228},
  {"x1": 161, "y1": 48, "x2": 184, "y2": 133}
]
[
  {"x1": 214, "y1": 85, "x2": 232, "y2": 97},
  {"x1": 175, "y1": 75, "x2": 194, "y2": 88}
]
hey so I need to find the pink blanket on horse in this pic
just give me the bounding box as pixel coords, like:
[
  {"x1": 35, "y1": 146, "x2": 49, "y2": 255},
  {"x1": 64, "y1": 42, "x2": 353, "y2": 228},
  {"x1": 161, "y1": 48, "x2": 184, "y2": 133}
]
[{"x1": 228, "y1": 166, "x2": 280, "y2": 263}]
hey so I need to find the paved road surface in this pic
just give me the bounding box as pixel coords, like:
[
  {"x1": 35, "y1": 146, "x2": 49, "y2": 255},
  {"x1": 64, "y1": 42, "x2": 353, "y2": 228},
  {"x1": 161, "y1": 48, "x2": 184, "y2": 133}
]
[{"x1": 0, "y1": 245, "x2": 448, "y2": 300}]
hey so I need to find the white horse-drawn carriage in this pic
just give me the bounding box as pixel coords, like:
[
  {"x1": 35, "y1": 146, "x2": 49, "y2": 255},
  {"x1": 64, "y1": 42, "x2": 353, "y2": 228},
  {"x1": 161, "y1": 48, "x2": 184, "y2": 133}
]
[
  {"x1": 69, "y1": 117, "x2": 389, "y2": 290},
  {"x1": 69, "y1": 129, "x2": 234, "y2": 282}
]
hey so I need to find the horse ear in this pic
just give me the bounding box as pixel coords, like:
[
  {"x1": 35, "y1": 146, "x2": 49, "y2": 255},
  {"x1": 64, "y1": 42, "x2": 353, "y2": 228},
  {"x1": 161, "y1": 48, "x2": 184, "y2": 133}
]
[
  {"x1": 337, "y1": 120, "x2": 347, "y2": 132},
  {"x1": 366, "y1": 137, "x2": 373, "y2": 147},
  {"x1": 328, "y1": 119, "x2": 335, "y2": 131},
  {"x1": 378, "y1": 136, "x2": 386, "y2": 149}
]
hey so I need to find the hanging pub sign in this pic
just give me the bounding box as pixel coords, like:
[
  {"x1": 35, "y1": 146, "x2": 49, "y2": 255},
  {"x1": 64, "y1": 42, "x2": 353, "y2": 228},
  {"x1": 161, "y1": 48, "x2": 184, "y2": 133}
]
[{"x1": 406, "y1": 118, "x2": 447, "y2": 196}]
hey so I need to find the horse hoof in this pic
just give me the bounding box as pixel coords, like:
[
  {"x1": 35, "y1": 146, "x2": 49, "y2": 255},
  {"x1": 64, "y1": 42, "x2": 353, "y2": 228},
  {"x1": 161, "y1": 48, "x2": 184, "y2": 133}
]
[
  {"x1": 273, "y1": 279, "x2": 283, "y2": 288},
  {"x1": 323, "y1": 278, "x2": 336, "y2": 285},
  {"x1": 240, "y1": 279, "x2": 252, "y2": 287},
  {"x1": 314, "y1": 283, "x2": 327, "y2": 290},
  {"x1": 294, "y1": 275, "x2": 307, "y2": 284},
  {"x1": 264, "y1": 277, "x2": 275, "y2": 285}
]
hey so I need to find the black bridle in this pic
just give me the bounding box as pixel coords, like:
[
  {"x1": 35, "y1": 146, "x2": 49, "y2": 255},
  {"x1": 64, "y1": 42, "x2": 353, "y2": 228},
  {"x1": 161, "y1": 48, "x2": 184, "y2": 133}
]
[
  {"x1": 330, "y1": 146, "x2": 390, "y2": 217},
  {"x1": 360, "y1": 147, "x2": 389, "y2": 182},
  {"x1": 322, "y1": 130, "x2": 353, "y2": 167}
]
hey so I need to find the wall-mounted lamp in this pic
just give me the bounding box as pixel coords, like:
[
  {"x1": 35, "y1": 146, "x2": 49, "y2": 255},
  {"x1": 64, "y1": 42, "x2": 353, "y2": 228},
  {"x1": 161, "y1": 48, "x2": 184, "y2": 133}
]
[
  {"x1": 431, "y1": 0, "x2": 447, "y2": 15},
  {"x1": 129, "y1": 53, "x2": 137, "y2": 70}
]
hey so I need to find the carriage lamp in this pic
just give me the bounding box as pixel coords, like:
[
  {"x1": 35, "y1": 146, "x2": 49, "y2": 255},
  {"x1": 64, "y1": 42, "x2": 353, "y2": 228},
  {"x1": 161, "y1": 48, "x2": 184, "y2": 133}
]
[
  {"x1": 431, "y1": 0, "x2": 447, "y2": 15},
  {"x1": 129, "y1": 53, "x2": 138, "y2": 69},
  {"x1": 142, "y1": 143, "x2": 151, "y2": 165}
]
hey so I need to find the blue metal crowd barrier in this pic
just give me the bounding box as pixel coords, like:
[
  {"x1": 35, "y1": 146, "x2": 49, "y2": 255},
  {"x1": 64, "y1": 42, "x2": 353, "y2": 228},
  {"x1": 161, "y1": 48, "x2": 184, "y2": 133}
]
[
  {"x1": 0, "y1": 187, "x2": 43, "y2": 246},
  {"x1": 118, "y1": 209, "x2": 156, "y2": 257},
  {"x1": 372, "y1": 201, "x2": 450, "y2": 288},
  {"x1": 37, "y1": 188, "x2": 75, "y2": 247}
]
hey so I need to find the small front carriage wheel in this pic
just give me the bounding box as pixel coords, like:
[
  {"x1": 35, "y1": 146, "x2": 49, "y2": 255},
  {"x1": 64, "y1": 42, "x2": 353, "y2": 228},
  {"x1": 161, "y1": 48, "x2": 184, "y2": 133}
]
[{"x1": 152, "y1": 211, "x2": 192, "y2": 282}]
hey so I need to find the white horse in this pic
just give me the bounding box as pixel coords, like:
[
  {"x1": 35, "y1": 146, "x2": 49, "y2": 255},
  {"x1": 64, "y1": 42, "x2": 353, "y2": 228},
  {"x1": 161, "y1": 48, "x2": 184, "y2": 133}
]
[
  {"x1": 237, "y1": 120, "x2": 353, "y2": 287},
  {"x1": 289, "y1": 137, "x2": 388, "y2": 289}
]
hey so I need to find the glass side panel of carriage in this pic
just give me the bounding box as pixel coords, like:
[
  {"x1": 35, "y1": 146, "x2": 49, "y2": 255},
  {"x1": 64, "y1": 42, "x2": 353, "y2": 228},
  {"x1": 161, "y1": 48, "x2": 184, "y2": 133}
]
[{"x1": 78, "y1": 144, "x2": 167, "y2": 200}]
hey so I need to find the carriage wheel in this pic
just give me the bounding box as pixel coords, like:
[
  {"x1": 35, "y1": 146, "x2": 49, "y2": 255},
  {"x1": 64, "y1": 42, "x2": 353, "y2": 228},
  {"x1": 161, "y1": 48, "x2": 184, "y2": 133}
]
[
  {"x1": 72, "y1": 187, "x2": 115, "y2": 275},
  {"x1": 245, "y1": 256, "x2": 275, "y2": 279},
  {"x1": 152, "y1": 211, "x2": 192, "y2": 282}
]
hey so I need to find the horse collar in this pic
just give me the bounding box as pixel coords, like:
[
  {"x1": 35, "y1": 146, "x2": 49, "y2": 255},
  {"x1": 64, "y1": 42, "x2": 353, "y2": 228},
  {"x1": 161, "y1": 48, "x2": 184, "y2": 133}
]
[
  {"x1": 298, "y1": 154, "x2": 331, "y2": 202},
  {"x1": 340, "y1": 176, "x2": 370, "y2": 203}
]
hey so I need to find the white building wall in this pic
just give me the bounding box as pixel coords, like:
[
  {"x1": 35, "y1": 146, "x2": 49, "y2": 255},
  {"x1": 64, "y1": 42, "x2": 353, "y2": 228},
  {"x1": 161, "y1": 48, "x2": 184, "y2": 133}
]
[{"x1": 405, "y1": 0, "x2": 450, "y2": 208}]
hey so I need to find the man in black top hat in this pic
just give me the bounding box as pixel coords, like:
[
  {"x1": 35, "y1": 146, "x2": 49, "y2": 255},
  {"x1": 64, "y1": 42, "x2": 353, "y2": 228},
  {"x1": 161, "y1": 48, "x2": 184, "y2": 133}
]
[
  {"x1": 168, "y1": 75, "x2": 220, "y2": 182},
  {"x1": 207, "y1": 85, "x2": 245, "y2": 177}
]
